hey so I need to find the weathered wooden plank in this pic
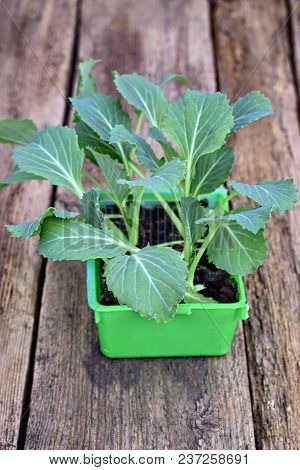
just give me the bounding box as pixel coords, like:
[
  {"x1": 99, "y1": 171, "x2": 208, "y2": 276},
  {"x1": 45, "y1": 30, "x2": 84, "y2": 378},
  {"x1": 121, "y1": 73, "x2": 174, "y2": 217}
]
[
  {"x1": 214, "y1": 0, "x2": 300, "y2": 450},
  {"x1": 0, "y1": 0, "x2": 77, "y2": 450},
  {"x1": 289, "y1": 0, "x2": 300, "y2": 92},
  {"x1": 25, "y1": 0, "x2": 255, "y2": 449}
]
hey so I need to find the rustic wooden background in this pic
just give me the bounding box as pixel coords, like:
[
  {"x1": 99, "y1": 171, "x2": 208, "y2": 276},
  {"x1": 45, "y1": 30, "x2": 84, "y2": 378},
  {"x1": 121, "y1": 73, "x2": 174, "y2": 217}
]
[{"x1": 0, "y1": 0, "x2": 299, "y2": 450}]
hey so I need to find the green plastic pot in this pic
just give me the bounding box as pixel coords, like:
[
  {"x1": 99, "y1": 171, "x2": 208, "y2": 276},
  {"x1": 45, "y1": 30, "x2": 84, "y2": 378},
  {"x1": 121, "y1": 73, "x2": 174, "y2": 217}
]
[{"x1": 86, "y1": 188, "x2": 249, "y2": 358}]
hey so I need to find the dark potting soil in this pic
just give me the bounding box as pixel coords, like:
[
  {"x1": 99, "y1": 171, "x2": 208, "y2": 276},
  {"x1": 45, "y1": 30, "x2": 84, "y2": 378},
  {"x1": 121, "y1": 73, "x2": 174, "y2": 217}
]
[{"x1": 100, "y1": 202, "x2": 238, "y2": 305}]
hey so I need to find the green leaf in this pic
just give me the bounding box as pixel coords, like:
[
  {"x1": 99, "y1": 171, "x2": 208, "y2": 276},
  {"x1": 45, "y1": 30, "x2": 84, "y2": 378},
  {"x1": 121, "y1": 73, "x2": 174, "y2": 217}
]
[
  {"x1": 181, "y1": 196, "x2": 206, "y2": 243},
  {"x1": 229, "y1": 179, "x2": 298, "y2": 212},
  {"x1": 13, "y1": 125, "x2": 85, "y2": 198},
  {"x1": 6, "y1": 207, "x2": 79, "y2": 238},
  {"x1": 197, "y1": 205, "x2": 272, "y2": 234},
  {"x1": 159, "y1": 73, "x2": 188, "y2": 87},
  {"x1": 191, "y1": 146, "x2": 234, "y2": 197},
  {"x1": 0, "y1": 166, "x2": 44, "y2": 189},
  {"x1": 184, "y1": 285, "x2": 216, "y2": 304},
  {"x1": 232, "y1": 91, "x2": 273, "y2": 132},
  {"x1": 109, "y1": 124, "x2": 160, "y2": 170},
  {"x1": 148, "y1": 127, "x2": 178, "y2": 160},
  {"x1": 76, "y1": 59, "x2": 100, "y2": 97},
  {"x1": 91, "y1": 152, "x2": 129, "y2": 206},
  {"x1": 207, "y1": 222, "x2": 268, "y2": 275},
  {"x1": 75, "y1": 120, "x2": 120, "y2": 163},
  {"x1": 38, "y1": 218, "x2": 134, "y2": 261},
  {"x1": 70, "y1": 93, "x2": 131, "y2": 142},
  {"x1": 114, "y1": 72, "x2": 168, "y2": 127},
  {"x1": 0, "y1": 118, "x2": 37, "y2": 145},
  {"x1": 82, "y1": 189, "x2": 104, "y2": 228},
  {"x1": 118, "y1": 160, "x2": 185, "y2": 192},
  {"x1": 105, "y1": 246, "x2": 187, "y2": 322},
  {"x1": 163, "y1": 91, "x2": 233, "y2": 168}
]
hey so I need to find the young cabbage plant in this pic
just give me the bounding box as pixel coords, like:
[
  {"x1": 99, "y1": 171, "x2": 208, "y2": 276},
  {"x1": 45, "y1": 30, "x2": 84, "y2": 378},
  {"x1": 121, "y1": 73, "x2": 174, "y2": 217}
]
[{"x1": 1, "y1": 60, "x2": 297, "y2": 323}]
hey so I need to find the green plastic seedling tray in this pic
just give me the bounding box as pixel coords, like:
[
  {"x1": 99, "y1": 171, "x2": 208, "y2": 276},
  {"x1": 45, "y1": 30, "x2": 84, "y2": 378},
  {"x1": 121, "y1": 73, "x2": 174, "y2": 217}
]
[{"x1": 86, "y1": 188, "x2": 249, "y2": 358}]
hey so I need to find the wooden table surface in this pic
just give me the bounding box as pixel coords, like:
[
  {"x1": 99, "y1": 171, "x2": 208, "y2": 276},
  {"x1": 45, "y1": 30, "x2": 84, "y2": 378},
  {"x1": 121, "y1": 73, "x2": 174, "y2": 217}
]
[{"x1": 0, "y1": 0, "x2": 299, "y2": 450}]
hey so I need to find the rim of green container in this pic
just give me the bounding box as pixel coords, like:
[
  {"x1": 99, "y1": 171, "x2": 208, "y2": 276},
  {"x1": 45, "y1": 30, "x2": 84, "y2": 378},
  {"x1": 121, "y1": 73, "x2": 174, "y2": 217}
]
[
  {"x1": 86, "y1": 188, "x2": 248, "y2": 317},
  {"x1": 87, "y1": 258, "x2": 247, "y2": 316}
]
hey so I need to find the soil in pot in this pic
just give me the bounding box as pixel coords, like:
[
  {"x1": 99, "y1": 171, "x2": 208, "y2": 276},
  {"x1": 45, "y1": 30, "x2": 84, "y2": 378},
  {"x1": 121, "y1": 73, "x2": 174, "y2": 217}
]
[{"x1": 100, "y1": 203, "x2": 238, "y2": 305}]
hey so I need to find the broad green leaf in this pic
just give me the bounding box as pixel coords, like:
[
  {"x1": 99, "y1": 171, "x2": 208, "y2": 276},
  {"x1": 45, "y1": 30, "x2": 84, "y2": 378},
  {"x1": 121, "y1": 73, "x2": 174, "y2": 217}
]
[
  {"x1": 0, "y1": 166, "x2": 44, "y2": 189},
  {"x1": 229, "y1": 179, "x2": 298, "y2": 212},
  {"x1": 110, "y1": 124, "x2": 160, "y2": 170},
  {"x1": 91, "y1": 152, "x2": 129, "y2": 206},
  {"x1": 191, "y1": 146, "x2": 234, "y2": 197},
  {"x1": 118, "y1": 160, "x2": 185, "y2": 192},
  {"x1": 163, "y1": 91, "x2": 233, "y2": 168},
  {"x1": 75, "y1": 120, "x2": 120, "y2": 163},
  {"x1": 148, "y1": 127, "x2": 178, "y2": 160},
  {"x1": 0, "y1": 118, "x2": 37, "y2": 145},
  {"x1": 207, "y1": 222, "x2": 268, "y2": 275},
  {"x1": 6, "y1": 207, "x2": 79, "y2": 238},
  {"x1": 105, "y1": 246, "x2": 187, "y2": 322},
  {"x1": 232, "y1": 91, "x2": 273, "y2": 132},
  {"x1": 114, "y1": 72, "x2": 168, "y2": 127},
  {"x1": 181, "y1": 196, "x2": 206, "y2": 243},
  {"x1": 76, "y1": 59, "x2": 100, "y2": 97},
  {"x1": 13, "y1": 126, "x2": 85, "y2": 198},
  {"x1": 196, "y1": 205, "x2": 272, "y2": 234},
  {"x1": 159, "y1": 73, "x2": 188, "y2": 87},
  {"x1": 82, "y1": 189, "x2": 104, "y2": 228},
  {"x1": 38, "y1": 218, "x2": 134, "y2": 261},
  {"x1": 184, "y1": 286, "x2": 216, "y2": 304},
  {"x1": 70, "y1": 93, "x2": 131, "y2": 142}
]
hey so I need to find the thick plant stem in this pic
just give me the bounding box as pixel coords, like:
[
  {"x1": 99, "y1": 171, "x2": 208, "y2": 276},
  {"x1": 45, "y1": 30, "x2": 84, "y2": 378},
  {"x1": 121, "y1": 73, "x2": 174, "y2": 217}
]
[
  {"x1": 187, "y1": 224, "x2": 220, "y2": 285},
  {"x1": 129, "y1": 187, "x2": 144, "y2": 245},
  {"x1": 184, "y1": 160, "x2": 193, "y2": 197}
]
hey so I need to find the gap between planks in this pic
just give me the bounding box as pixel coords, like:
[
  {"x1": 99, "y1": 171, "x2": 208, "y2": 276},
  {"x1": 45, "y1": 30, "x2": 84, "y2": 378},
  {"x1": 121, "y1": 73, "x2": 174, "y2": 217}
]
[{"x1": 16, "y1": 0, "x2": 83, "y2": 450}]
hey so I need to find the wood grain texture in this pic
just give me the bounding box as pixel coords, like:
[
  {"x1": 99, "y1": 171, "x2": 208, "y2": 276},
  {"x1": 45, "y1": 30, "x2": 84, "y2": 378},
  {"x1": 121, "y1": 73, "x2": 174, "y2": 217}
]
[
  {"x1": 213, "y1": 0, "x2": 300, "y2": 450},
  {"x1": 289, "y1": 0, "x2": 300, "y2": 92},
  {"x1": 25, "y1": 0, "x2": 255, "y2": 450},
  {"x1": 0, "y1": 0, "x2": 77, "y2": 450}
]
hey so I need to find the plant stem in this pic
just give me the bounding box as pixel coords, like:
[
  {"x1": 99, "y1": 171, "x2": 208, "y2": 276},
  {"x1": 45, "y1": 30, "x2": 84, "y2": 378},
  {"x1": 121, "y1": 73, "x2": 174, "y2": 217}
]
[
  {"x1": 106, "y1": 219, "x2": 130, "y2": 242},
  {"x1": 215, "y1": 190, "x2": 238, "y2": 210},
  {"x1": 129, "y1": 187, "x2": 144, "y2": 245},
  {"x1": 82, "y1": 169, "x2": 101, "y2": 187},
  {"x1": 127, "y1": 161, "x2": 184, "y2": 236},
  {"x1": 184, "y1": 238, "x2": 192, "y2": 266},
  {"x1": 154, "y1": 240, "x2": 184, "y2": 248},
  {"x1": 152, "y1": 192, "x2": 184, "y2": 236},
  {"x1": 187, "y1": 224, "x2": 220, "y2": 285},
  {"x1": 135, "y1": 112, "x2": 144, "y2": 135},
  {"x1": 129, "y1": 112, "x2": 144, "y2": 163},
  {"x1": 128, "y1": 161, "x2": 145, "y2": 178},
  {"x1": 184, "y1": 160, "x2": 193, "y2": 197},
  {"x1": 118, "y1": 205, "x2": 132, "y2": 237},
  {"x1": 103, "y1": 214, "x2": 123, "y2": 219},
  {"x1": 82, "y1": 169, "x2": 119, "y2": 205},
  {"x1": 117, "y1": 143, "x2": 131, "y2": 177},
  {"x1": 171, "y1": 189, "x2": 183, "y2": 220}
]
